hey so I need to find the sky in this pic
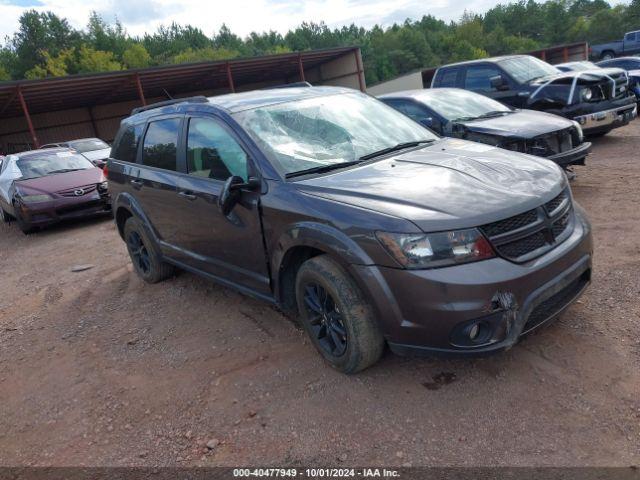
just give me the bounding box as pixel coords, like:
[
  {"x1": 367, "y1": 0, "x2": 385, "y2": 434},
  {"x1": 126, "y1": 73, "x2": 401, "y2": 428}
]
[{"x1": 0, "y1": 0, "x2": 629, "y2": 42}]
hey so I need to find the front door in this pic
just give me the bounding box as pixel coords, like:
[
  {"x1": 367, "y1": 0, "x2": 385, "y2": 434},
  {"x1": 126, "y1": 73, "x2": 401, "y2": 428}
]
[{"x1": 171, "y1": 115, "x2": 270, "y2": 295}]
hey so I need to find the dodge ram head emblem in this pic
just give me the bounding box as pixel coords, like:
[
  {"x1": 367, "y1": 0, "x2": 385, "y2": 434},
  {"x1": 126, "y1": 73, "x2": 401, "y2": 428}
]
[{"x1": 74, "y1": 188, "x2": 85, "y2": 196}]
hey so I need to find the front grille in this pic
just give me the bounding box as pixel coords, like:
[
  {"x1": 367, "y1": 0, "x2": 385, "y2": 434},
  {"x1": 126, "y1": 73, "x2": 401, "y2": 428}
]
[
  {"x1": 481, "y1": 209, "x2": 538, "y2": 237},
  {"x1": 522, "y1": 272, "x2": 589, "y2": 334},
  {"x1": 544, "y1": 189, "x2": 568, "y2": 215},
  {"x1": 527, "y1": 129, "x2": 574, "y2": 157},
  {"x1": 57, "y1": 184, "x2": 97, "y2": 197},
  {"x1": 479, "y1": 189, "x2": 574, "y2": 262}
]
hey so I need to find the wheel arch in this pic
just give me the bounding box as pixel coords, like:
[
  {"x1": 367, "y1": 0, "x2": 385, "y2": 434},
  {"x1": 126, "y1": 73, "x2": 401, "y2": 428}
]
[{"x1": 271, "y1": 222, "x2": 377, "y2": 315}]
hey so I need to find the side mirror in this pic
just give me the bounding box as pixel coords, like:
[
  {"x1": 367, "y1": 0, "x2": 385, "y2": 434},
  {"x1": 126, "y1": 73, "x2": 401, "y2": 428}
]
[
  {"x1": 218, "y1": 175, "x2": 260, "y2": 216},
  {"x1": 490, "y1": 75, "x2": 508, "y2": 91},
  {"x1": 419, "y1": 117, "x2": 434, "y2": 128}
]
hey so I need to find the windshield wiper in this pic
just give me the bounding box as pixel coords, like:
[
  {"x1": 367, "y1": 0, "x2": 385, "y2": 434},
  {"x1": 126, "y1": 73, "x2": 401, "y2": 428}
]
[
  {"x1": 47, "y1": 168, "x2": 84, "y2": 174},
  {"x1": 358, "y1": 140, "x2": 435, "y2": 162},
  {"x1": 285, "y1": 160, "x2": 364, "y2": 179},
  {"x1": 454, "y1": 111, "x2": 512, "y2": 122}
]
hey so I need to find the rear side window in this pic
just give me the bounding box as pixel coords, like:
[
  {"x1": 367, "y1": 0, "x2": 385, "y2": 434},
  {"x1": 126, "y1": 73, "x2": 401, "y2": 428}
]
[
  {"x1": 464, "y1": 66, "x2": 503, "y2": 91},
  {"x1": 142, "y1": 118, "x2": 181, "y2": 171},
  {"x1": 436, "y1": 68, "x2": 459, "y2": 87},
  {"x1": 112, "y1": 123, "x2": 144, "y2": 163}
]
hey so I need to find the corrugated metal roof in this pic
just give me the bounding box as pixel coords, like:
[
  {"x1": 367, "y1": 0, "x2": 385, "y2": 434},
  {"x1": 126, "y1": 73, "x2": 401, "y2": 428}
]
[{"x1": 0, "y1": 47, "x2": 358, "y2": 119}]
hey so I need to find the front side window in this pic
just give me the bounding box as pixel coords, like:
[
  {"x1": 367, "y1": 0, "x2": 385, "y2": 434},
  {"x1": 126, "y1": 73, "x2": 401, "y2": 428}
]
[
  {"x1": 464, "y1": 66, "x2": 504, "y2": 91},
  {"x1": 142, "y1": 118, "x2": 181, "y2": 171},
  {"x1": 625, "y1": 32, "x2": 636, "y2": 41},
  {"x1": 16, "y1": 151, "x2": 94, "y2": 179},
  {"x1": 186, "y1": 117, "x2": 248, "y2": 181},
  {"x1": 112, "y1": 123, "x2": 144, "y2": 163},
  {"x1": 233, "y1": 92, "x2": 436, "y2": 177}
]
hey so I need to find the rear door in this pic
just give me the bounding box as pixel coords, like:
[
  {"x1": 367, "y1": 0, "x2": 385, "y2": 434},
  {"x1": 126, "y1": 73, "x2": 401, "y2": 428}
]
[
  {"x1": 170, "y1": 114, "x2": 271, "y2": 295},
  {"x1": 134, "y1": 115, "x2": 185, "y2": 250}
]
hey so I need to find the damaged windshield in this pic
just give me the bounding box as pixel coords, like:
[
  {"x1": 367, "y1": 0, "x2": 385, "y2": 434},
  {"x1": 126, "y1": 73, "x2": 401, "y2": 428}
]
[
  {"x1": 499, "y1": 56, "x2": 561, "y2": 83},
  {"x1": 414, "y1": 89, "x2": 512, "y2": 121},
  {"x1": 16, "y1": 151, "x2": 94, "y2": 179},
  {"x1": 233, "y1": 92, "x2": 437, "y2": 177}
]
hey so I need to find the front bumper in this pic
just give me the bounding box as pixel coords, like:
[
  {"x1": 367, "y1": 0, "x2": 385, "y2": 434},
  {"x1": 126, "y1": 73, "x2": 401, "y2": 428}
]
[
  {"x1": 574, "y1": 103, "x2": 637, "y2": 134},
  {"x1": 547, "y1": 141, "x2": 591, "y2": 167},
  {"x1": 351, "y1": 205, "x2": 593, "y2": 356},
  {"x1": 18, "y1": 193, "x2": 111, "y2": 227}
]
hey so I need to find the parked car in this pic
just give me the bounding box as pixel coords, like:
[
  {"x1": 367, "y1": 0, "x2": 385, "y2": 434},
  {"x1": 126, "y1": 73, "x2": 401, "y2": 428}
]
[
  {"x1": 596, "y1": 57, "x2": 640, "y2": 103},
  {"x1": 431, "y1": 55, "x2": 637, "y2": 136},
  {"x1": 379, "y1": 88, "x2": 591, "y2": 170},
  {"x1": 0, "y1": 148, "x2": 111, "y2": 233},
  {"x1": 108, "y1": 88, "x2": 592, "y2": 373},
  {"x1": 42, "y1": 138, "x2": 111, "y2": 168},
  {"x1": 591, "y1": 30, "x2": 640, "y2": 60}
]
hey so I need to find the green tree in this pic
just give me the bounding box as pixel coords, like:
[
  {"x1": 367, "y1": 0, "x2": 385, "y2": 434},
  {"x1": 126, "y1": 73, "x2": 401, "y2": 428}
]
[
  {"x1": 0, "y1": 65, "x2": 10, "y2": 81},
  {"x1": 172, "y1": 47, "x2": 238, "y2": 64},
  {"x1": 75, "y1": 45, "x2": 122, "y2": 73},
  {"x1": 122, "y1": 44, "x2": 151, "y2": 69}
]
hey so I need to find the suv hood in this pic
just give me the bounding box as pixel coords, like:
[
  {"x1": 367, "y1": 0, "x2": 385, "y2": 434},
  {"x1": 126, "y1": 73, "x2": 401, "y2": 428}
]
[
  {"x1": 296, "y1": 138, "x2": 565, "y2": 232},
  {"x1": 455, "y1": 109, "x2": 574, "y2": 139}
]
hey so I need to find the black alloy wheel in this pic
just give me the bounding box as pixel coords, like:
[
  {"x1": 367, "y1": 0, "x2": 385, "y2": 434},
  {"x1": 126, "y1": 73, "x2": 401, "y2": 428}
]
[{"x1": 302, "y1": 282, "x2": 348, "y2": 357}]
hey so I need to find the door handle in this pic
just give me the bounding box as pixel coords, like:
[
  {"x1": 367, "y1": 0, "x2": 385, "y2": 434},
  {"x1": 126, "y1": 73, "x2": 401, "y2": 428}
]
[
  {"x1": 178, "y1": 191, "x2": 197, "y2": 201},
  {"x1": 130, "y1": 179, "x2": 143, "y2": 189}
]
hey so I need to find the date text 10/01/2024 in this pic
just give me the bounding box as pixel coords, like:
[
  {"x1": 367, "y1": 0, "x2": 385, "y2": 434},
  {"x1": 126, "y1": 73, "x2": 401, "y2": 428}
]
[{"x1": 232, "y1": 468, "x2": 401, "y2": 477}]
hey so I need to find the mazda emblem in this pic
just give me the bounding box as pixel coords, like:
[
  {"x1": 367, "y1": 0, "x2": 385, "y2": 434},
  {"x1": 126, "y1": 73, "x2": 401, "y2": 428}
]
[{"x1": 74, "y1": 188, "x2": 85, "y2": 196}]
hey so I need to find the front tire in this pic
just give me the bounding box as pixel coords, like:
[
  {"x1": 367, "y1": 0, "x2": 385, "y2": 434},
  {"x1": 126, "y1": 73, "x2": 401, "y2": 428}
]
[
  {"x1": 295, "y1": 255, "x2": 384, "y2": 373},
  {"x1": 123, "y1": 217, "x2": 175, "y2": 283},
  {"x1": 14, "y1": 205, "x2": 35, "y2": 234},
  {"x1": 0, "y1": 206, "x2": 13, "y2": 223}
]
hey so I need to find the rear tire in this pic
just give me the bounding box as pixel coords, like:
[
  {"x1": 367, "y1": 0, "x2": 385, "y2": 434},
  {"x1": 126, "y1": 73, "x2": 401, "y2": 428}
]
[
  {"x1": 123, "y1": 217, "x2": 175, "y2": 283},
  {"x1": 601, "y1": 51, "x2": 615, "y2": 60},
  {"x1": 295, "y1": 255, "x2": 385, "y2": 373}
]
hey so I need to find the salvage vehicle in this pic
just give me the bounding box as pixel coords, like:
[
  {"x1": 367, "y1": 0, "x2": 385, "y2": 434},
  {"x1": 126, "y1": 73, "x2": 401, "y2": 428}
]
[
  {"x1": 42, "y1": 138, "x2": 111, "y2": 168},
  {"x1": 431, "y1": 55, "x2": 637, "y2": 136},
  {"x1": 379, "y1": 88, "x2": 591, "y2": 170},
  {"x1": 108, "y1": 88, "x2": 593, "y2": 373},
  {"x1": 0, "y1": 148, "x2": 111, "y2": 233},
  {"x1": 591, "y1": 30, "x2": 640, "y2": 60},
  {"x1": 596, "y1": 57, "x2": 640, "y2": 103}
]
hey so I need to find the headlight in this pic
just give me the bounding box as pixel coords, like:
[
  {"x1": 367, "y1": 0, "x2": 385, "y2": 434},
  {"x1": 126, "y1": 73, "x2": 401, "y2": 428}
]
[
  {"x1": 98, "y1": 181, "x2": 108, "y2": 191},
  {"x1": 376, "y1": 229, "x2": 495, "y2": 269},
  {"x1": 19, "y1": 194, "x2": 52, "y2": 203},
  {"x1": 571, "y1": 120, "x2": 584, "y2": 143},
  {"x1": 580, "y1": 87, "x2": 593, "y2": 101}
]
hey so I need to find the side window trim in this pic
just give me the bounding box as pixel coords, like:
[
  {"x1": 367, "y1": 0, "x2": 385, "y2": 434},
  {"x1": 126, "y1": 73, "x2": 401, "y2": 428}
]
[
  {"x1": 138, "y1": 114, "x2": 185, "y2": 171},
  {"x1": 184, "y1": 113, "x2": 257, "y2": 183}
]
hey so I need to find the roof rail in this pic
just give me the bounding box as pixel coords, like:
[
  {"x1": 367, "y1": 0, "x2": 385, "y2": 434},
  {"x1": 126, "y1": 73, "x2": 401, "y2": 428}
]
[
  {"x1": 262, "y1": 81, "x2": 313, "y2": 90},
  {"x1": 131, "y1": 96, "x2": 210, "y2": 115}
]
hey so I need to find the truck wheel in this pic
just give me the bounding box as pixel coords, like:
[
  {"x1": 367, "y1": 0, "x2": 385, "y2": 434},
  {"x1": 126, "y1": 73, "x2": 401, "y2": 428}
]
[
  {"x1": 123, "y1": 216, "x2": 175, "y2": 283},
  {"x1": 295, "y1": 255, "x2": 385, "y2": 373},
  {"x1": 601, "y1": 51, "x2": 615, "y2": 60}
]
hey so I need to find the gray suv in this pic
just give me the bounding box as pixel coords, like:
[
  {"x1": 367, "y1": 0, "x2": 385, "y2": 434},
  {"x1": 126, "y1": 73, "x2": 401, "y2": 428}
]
[{"x1": 107, "y1": 87, "x2": 593, "y2": 373}]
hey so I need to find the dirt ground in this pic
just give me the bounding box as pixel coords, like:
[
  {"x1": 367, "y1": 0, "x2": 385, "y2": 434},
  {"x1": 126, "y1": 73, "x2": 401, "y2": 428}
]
[{"x1": 1, "y1": 122, "x2": 639, "y2": 468}]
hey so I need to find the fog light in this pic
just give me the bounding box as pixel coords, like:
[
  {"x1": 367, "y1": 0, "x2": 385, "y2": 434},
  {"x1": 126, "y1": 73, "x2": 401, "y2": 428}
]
[{"x1": 468, "y1": 323, "x2": 480, "y2": 341}]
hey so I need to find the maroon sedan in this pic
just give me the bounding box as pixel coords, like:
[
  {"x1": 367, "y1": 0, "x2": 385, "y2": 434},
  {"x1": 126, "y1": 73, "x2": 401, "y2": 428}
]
[{"x1": 0, "y1": 148, "x2": 111, "y2": 234}]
